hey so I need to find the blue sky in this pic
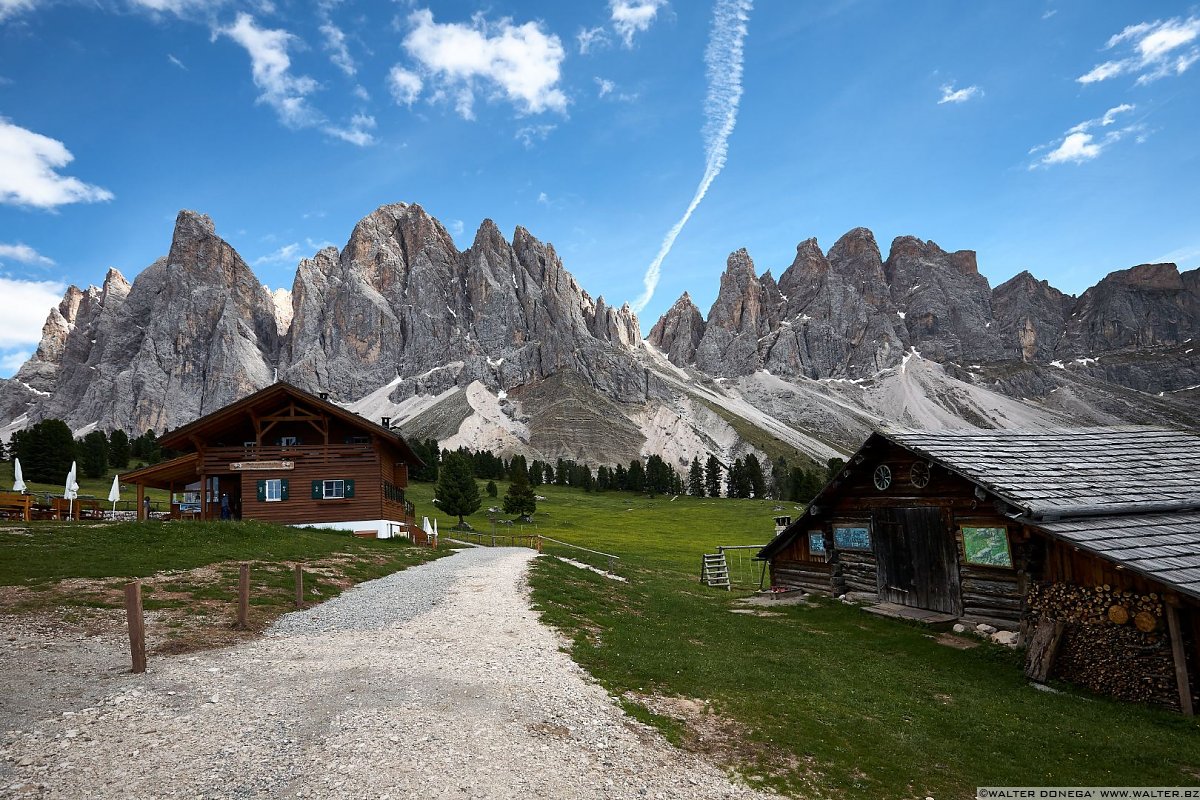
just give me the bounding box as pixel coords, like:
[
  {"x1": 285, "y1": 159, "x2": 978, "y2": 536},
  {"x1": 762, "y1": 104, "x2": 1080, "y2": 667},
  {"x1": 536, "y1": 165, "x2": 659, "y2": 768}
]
[{"x1": 1, "y1": 0, "x2": 1199, "y2": 378}]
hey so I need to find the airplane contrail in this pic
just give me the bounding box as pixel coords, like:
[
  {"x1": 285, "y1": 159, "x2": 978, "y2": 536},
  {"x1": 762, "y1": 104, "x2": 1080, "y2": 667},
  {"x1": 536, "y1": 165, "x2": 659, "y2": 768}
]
[{"x1": 632, "y1": 0, "x2": 752, "y2": 314}]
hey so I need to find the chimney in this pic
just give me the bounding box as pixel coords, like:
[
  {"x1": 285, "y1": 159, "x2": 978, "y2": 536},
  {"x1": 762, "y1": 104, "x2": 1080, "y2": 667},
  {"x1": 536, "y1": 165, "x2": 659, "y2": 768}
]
[{"x1": 381, "y1": 416, "x2": 392, "y2": 429}]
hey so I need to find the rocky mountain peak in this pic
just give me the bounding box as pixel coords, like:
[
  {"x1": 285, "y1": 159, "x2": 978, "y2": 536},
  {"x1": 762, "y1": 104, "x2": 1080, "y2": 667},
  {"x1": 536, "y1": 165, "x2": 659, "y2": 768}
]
[
  {"x1": 647, "y1": 291, "x2": 706, "y2": 364},
  {"x1": 1109, "y1": 262, "x2": 1184, "y2": 291},
  {"x1": 993, "y1": 270, "x2": 1074, "y2": 362}
]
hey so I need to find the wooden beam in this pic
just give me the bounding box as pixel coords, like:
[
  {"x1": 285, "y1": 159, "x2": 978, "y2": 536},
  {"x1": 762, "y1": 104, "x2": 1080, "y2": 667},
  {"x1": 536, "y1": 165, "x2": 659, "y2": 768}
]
[
  {"x1": 1024, "y1": 617, "x2": 1066, "y2": 683},
  {"x1": 1166, "y1": 604, "x2": 1194, "y2": 716},
  {"x1": 136, "y1": 482, "x2": 145, "y2": 521}
]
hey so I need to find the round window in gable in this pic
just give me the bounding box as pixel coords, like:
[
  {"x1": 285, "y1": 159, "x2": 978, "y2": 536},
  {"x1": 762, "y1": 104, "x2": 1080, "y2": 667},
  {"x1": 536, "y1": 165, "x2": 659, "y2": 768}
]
[
  {"x1": 910, "y1": 461, "x2": 932, "y2": 488},
  {"x1": 873, "y1": 464, "x2": 892, "y2": 491}
]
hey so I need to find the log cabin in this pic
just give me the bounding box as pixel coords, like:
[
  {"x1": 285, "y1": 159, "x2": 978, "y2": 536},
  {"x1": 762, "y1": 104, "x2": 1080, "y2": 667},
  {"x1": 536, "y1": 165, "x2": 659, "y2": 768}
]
[
  {"x1": 122, "y1": 382, "x2": 420, "y2": 538},
  {"x1": 758, "y1": 427, "x2": 1200, "y2": 713}
]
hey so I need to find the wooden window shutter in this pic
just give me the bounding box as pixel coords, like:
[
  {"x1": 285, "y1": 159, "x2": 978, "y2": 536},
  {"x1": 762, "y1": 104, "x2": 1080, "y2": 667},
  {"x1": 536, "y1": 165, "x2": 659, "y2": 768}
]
[
  {"x1": 280, "y1": 478, "x2": 290, "y2": 500},
  {"x1": 256, "y1": 480, "x2": 266, "y2": 502},
  {"x1": 311, "y1": 480, "x2": 322, "y2": 499},
  {"x1": 344, "y1": 479, "x2": 355, "y2": 498}
]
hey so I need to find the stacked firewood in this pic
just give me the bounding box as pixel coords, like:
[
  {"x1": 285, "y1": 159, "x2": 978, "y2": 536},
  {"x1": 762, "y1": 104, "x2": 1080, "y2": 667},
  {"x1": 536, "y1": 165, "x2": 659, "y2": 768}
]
[{"x1": 1026, "y1": 582, "x2": 1177, "y2": 708}]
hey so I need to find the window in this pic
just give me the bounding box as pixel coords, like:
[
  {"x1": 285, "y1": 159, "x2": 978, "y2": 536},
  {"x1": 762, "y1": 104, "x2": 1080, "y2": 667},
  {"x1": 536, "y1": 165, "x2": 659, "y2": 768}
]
[
  {"x1": 344, "y1": 435, "x2": 369, "y2": 445},
  {"x1": 834, "y1": 525, "x2": 872, "y2": 550},
  {"x1": 961, "y1": 526, "x2": 1012, "y2": 568},
  {"x1": 323, "y1": 480, "x2": 345, "y2": 499},
  {"x1": 279, "y1": 436, "x2": 299, "y2": 447},
  {"x1": 265, "y1": 479, "x2": 282, "y2": 502},
  {"x1": 311, "y1": 479, "x2": 355, "y2": 499}
]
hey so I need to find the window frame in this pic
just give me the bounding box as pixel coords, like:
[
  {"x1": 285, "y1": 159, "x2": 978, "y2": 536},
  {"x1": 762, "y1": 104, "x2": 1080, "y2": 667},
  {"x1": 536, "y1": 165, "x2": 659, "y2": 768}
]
[
  {"x1": 265, "y1": 478, "x2": 282, "y2": 502},
  {"x1": 323, "y1": 479, "x2": 345, "y2": 500}
]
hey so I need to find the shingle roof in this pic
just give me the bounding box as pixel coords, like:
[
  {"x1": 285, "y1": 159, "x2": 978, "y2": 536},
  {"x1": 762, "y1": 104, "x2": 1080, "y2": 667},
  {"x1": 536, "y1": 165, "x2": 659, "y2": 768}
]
[
  {"x1": 1036, "y1": 511, "x2": 1200, "y2": 601},
  {"x1": 886, "y1": 426, "x2": 1200, "y2": 518}
]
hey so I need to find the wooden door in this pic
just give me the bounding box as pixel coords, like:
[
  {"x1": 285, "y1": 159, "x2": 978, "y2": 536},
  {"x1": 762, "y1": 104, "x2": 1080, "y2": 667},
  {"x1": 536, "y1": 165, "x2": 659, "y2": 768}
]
[{"x1": 872, "y1": 507, "x2": 962, "y2": 615}]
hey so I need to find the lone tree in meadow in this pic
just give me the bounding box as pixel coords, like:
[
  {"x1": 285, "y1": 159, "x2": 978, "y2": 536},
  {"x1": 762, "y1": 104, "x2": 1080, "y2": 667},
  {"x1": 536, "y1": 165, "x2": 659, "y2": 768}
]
[
  {"x1": 503, "y1": 466, "x2": 537, "y2": 521},
  {"x1": 436, "y1": 452, "x2": 481, "y2": 529}
]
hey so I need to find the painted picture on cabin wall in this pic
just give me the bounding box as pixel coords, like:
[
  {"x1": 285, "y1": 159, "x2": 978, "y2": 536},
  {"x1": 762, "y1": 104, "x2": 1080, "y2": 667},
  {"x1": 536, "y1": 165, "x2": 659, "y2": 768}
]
[
  {"x1": 834, "y1": 526, "x2": 871, "y2": 550},
  {"x1": 961, "y1": 526, "x2": 1012, "y2": 567},
  {"x1": 808, "y1": 531, "x2": 825, "y2": 555}
]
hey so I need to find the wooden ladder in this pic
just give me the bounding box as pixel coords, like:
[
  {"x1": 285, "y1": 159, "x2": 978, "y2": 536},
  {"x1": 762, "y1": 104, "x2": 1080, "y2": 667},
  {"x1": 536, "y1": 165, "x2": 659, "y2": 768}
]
[{"x1": 701, "y1": 552, "x2": 731, "y2": 589}]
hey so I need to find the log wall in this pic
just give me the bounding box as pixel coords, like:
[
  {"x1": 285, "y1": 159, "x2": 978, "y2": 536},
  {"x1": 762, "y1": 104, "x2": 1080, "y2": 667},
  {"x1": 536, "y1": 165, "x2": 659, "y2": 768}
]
[{"x1": 770, "y1": 559, "x2": 833, "y2": 594}]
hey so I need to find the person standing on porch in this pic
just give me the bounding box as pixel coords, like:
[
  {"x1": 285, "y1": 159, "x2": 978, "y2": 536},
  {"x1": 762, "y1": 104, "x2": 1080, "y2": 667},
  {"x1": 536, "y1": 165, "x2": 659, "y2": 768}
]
[{"x1": 220, "y1": 492, "x2": 231, "y2": 521}]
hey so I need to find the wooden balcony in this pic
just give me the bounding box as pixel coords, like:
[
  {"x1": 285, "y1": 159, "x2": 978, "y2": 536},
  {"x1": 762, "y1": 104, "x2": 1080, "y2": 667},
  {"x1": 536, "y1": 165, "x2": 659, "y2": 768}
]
[{"x1": 201, "y1": 443, "x2": 377, "y2": 471}]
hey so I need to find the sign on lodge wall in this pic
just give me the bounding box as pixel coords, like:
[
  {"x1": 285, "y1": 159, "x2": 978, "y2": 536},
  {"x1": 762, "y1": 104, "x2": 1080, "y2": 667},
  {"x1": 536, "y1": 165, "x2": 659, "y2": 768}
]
[{"x1": 229, "y1": 460, "x2": 296, "y2": 472}]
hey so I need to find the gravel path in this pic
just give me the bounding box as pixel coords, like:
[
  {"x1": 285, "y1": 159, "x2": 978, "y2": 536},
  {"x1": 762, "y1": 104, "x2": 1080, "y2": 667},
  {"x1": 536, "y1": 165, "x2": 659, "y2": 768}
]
[{"x1": 1, "y1": 547, "x2": 773, "y2": 799}]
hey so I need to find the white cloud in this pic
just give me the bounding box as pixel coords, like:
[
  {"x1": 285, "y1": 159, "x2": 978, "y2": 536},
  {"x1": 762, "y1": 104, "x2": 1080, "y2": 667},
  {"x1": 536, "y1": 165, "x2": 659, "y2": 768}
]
[
  {"x1": 0, "y1": 348, "x2": 31, "y2": 373},
  {"x1": 324, "y1": 113, "x2": 376, "y2": 147},
  {"x1": 634, "y1": 0, "x2": 751, "y2": 313},
  {"x1": 537, "y1": 191, "x2": 549, "y2": 205},
  {"x1": 1078, "y1": 16, "x2": 1200, "y2": 85},
  {"x1": 0, "y1": 277, "x2": 66, "y2": 349},
  {"x1": 938, "y1": 83, "x2": 982, "y2": 104},
  {"x1": 0, "y1": 242, "x2": 54, "y2": 266},
  {"x1": 0, "y1": 0, "x2": 37, "y2": 23},
  {"x1": 577, "y1": 26, "x2": 609, "y2": 54},
  {"x1": 253, "y1": 242, "x2": 301, "y2": 265},
  {"x1": 168, "y1": 54, "x2": 187, "y2": 70},
  {"x1": 595, "y1": 77, "x2": 615, "y2": 97},
  {"x1": 1042, "y1": 9, "x2": 1057, "y2": 20},
  {"x1": 219, "y1": 13, "x2": 320, "y2": 128},
  {"x1": 1032, "y1": 105, "x2": 1142, "y2": 168},
  {"x1": 610, "y1": 0, "x2": 666, "y2": 47},
  {"x1": 449, "y1": 219, "x2": 464, "y2": 237},
  {"x1": 304, "y1": 236, "x2": 336, "y2": 251},
  {"x1": 401, "y1": 8, "x2": 568, "y2": 119},
  {"x1": 319, "y1": 22, "x2": 355, "y2": 76},
  {"x1": 388, "y1": 66, "x2": 423, "y2": 106},
  {"x1": 0, "y1": 118, "x2": 113, "y2": 209},
  {"x1": 128, "y1": 0, "x2": 221, "y2": 17},
  {"x1": 515, "y1": 123, "x2": 556, "y2": 148}
]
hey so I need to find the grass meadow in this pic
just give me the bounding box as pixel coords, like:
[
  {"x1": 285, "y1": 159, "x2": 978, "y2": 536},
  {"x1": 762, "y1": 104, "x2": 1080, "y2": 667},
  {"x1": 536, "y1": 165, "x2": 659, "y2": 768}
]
[{"x1": 407, "y1": 480, "x2": 1200, "y2": 799}]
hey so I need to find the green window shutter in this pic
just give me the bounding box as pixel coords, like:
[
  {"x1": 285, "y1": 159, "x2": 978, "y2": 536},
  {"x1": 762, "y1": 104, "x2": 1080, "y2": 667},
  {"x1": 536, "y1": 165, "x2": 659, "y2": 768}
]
[
  {"x1": 312, "y1": 480, "x2": 322, "y2": 500},
  {"x1": 280, "y1": 478, "x2": 290, "y2": 500},
  {"x1": 256, "y1": 480, "x2": 266, "y2": 502},
  {"x1": 344, "y1": 479, "x2": 355, "y2": 498}
]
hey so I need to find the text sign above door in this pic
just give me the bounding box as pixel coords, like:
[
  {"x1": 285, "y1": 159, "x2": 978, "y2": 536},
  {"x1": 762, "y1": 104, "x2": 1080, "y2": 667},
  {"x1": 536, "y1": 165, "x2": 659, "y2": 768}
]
[{"x1": 229, "y1": 460, "x2": 295, "y2": 471}]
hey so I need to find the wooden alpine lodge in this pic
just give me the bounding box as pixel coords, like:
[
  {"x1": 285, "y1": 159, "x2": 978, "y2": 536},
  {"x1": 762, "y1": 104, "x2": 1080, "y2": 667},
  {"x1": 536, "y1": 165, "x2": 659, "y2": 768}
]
[
  {"x1": 758, "y1": 426, "x2": 1200, "y2": 713},
  {"x1": 122, "y1": 383, "x2": 420, "y2": 538}
]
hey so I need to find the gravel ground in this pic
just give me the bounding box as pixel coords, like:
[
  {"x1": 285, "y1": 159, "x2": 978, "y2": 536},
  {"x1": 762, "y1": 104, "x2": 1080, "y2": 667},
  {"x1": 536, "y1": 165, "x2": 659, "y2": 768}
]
[{"x1": 0, "y1": 547, "x2": 773, "y2": 799}]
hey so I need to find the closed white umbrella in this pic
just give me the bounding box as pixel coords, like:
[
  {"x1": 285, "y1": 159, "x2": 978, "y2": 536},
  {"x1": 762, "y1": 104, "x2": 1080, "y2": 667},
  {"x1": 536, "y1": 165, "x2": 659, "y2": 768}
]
[
  {"x1": 422, "y1": 516, "x2": 433, "y2": 537},
  {"x1": 108, "y1": 474, "x2": 121, "y2": 516},
  {"x1": 12, "y1": 458, "x2": 26, "y2": 493},
  {"x1": 64, "y1": 461, "x2": 79, "y2": 520}
]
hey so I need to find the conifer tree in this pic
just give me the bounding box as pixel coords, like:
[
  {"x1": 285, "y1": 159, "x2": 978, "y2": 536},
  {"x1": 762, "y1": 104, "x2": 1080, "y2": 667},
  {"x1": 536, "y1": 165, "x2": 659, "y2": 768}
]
[
  {"x1": 107, "y1": 429, "x2": 130, "y2": 469},
  {"x1": 80, "y1": 430, "x2": 109, "y2": 479},
  {"x1": 436, "y1": 452, "x2": 481, "y2": 528},
  {"x1": 744, "y1": 453, "x2": 766, "y2": 499},
  {"x1": 688, "y1": 457, "x2": 704, "y2": 497},
  {"x1": 503, "y1": 464, "x2": 537, "y2": 520},
  {"x1": 704, "y1": 455, "x2": 723, "y2": 498}
]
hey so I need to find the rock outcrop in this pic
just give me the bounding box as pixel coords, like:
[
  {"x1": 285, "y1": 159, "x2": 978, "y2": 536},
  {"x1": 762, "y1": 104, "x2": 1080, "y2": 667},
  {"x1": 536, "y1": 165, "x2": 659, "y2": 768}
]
[
  {"x1": 5, "y1": 211, "x2": 279, "y2": 433},
  {"x1": 282, "y1": 203, "x2": 647, "y2": 404},
  {"x1": 3, "y1": 204, "x2": 1198, "y2": 466},
  {"x1": 1056, "y1": 263, "x2": 1200, "y2": 356},
  {"x1": 646, "y1": 292, "x2": 705, "y2": 365},
  {"x1": 992, "y1": 270, "x2": 1075, "y2": 362}
]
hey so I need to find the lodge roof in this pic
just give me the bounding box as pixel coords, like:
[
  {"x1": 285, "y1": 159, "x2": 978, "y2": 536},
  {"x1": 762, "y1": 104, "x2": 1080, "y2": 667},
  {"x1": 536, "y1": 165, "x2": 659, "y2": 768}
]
[
  {"x1": 156, "y1": 381, "x2": 422, "y2": 466},
  {"x1": 759, "y1": 426, "x2": 1200, "y2": 600}
]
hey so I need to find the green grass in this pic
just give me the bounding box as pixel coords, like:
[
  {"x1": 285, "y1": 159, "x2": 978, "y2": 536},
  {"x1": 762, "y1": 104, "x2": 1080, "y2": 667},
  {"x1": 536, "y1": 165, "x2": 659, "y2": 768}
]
[
  {"x1": 0, "y1": 518, "x2": 449, "y2": 649},
  {"x1": 407, "y1": 480, "x2": 1200, "y2": 798}
]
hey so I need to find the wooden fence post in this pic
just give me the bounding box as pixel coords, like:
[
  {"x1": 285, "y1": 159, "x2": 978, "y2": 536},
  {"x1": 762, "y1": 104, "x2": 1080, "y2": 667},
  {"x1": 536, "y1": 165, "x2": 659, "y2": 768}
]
[
  {"x1": 237, "y1": 563, "x2": 250, "y2": 630},
  {"x1": 125, "y1": 581, "x2": 146, "y2": 674},
  {"x1": 294, "y1": 564, "x2": 304, "y2": 609}
]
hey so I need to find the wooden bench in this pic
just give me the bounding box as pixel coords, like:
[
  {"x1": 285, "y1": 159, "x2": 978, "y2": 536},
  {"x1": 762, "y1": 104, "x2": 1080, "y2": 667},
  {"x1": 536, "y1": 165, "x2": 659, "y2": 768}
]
[{"x1": 0, "y1": 492, "x2": 32, "y2": 521}]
